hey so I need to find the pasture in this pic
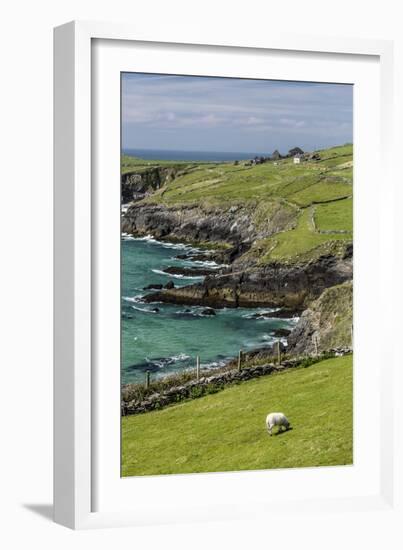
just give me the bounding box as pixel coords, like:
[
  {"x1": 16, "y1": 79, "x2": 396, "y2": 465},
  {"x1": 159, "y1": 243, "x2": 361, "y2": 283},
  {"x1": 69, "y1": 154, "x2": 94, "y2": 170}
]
[{"x1": 121, "y1": 355, "x2": 353, "y2": 476}]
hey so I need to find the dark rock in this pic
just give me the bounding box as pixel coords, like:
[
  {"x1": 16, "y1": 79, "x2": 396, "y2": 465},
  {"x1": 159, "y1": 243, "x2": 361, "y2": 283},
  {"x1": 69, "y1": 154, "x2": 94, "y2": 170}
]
[
  {"x1": 143, "y1": 252, "x2": 352, "y2": 311},
  {"x1": 121, "y1": 166, "x2": 184, "y2": 203},
  {"x1": 164, "y1": 281, "x2": 175, "y2": 289},
  {"x1": 271, "y1": 328, "x2": 292, "y2": 338},
  {"x1": 263, "y1": 309, "x2": 302, "y2": 319},
  {"x1": 162, "y1": 266, "x2": 215, "y2": 277},
  {"x1": 200, "y1": 307, "x2": 216, "y2": 316},
  {"x1": 151, "y1": 307, "x2": 160, "y2": 313},
  {"x1": 143, "y1": 283, "x2": 163, "y2": 290}
]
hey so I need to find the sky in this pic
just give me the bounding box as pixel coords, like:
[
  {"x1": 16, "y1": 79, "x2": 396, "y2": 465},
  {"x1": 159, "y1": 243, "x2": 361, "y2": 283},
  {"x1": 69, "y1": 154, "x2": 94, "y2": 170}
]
[{"x1": 121, "y1": 73, "x2": 353, "y2": 155}]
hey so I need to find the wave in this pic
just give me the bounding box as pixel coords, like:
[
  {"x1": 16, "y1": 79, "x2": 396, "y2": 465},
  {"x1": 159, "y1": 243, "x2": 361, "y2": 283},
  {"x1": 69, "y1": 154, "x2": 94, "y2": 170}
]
[
  {"x1": 121, "y1": 232, "x2": 135, "y2": 241},
  {"x1": 133, "y1": 234, "x2": 157, "y2": 242},
  {"x1": 167, "y1": 255, "x2": 229, "y2": 270},
  {"x1": 131, "y1": 305, "x2": 158, "y2": 314},
  {"x1": 145, "y1": 353, "x2": 191, "y2": 369},
  {"x1": 123, "y1": 294, "x2": 144, "y2": 303},
  {"x1": 202, "y1": 359, "x2": 227, "y2": 369},
  {"x1": 132, "y1": 235, "x2": 199, "y2": 252},
  {"x1": 241, "y1": 310, "x2": 278, "y2": 320},
  {"x1": 151, "y1": 269, "x2": 204, "y2": 280},
  {"x1": 174, "y1": 309, "x2": 213, "y2": 318}
]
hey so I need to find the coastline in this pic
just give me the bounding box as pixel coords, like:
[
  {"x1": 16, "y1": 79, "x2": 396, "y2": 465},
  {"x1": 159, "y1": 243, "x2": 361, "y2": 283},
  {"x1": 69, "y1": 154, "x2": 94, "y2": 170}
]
[
  {"x1": 121, "y1": 145, "x2": 353, "y2": 384},
  {"x1": 121, "y1": 235, "x2": 298, "y2": 383}
]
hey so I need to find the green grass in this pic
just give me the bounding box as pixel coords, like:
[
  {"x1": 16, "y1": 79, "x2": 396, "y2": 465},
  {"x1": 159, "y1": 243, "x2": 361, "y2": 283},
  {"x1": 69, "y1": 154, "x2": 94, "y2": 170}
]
[
  {"x1": 121, "y1": 355, "x2": 353, "y2": 476},
  {"x1": 314, "y1": 197, "x2": 353, "y2": 232},
  {"x1": 251, "y1": 207, "x2": 351, "y2": 263},
  {"x1": 146, "y1": 145, "x2": 353, "y2": 207},
  {"x1": 123, "y1": 145, "x2": 353, "y2": 263}
]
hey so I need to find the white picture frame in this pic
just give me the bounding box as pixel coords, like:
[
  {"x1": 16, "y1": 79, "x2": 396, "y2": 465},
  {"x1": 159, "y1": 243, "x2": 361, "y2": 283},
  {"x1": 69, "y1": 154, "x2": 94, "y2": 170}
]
[{"x1": 54, "y1": 20, "x2": 400, "y2": 531}]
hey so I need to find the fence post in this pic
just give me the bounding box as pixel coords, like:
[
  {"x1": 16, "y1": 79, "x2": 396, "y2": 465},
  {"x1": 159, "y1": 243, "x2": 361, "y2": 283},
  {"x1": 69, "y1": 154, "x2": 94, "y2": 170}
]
[
  {"x1": 196, "y1": 355, "x2": 200, "y2": 381},
  {"x1": 145, "y1": 370, "x2": 150, "y2": 389},
  {"x1": 238, "y1": 349, "x2": 242, "y2": 371},
  {"x1": 351, "y1": 324, "x2": 353, "y2": 349},
  {"x1": 313, "y1": 334, "x2": 318, "y2": 356},
  {"x1": 277, "y1": 340, "x2": 281, "y2": 365}
]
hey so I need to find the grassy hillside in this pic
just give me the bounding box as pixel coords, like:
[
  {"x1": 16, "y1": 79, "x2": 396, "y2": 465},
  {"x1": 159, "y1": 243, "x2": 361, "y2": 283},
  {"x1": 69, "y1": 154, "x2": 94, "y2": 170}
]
[
  {"x1": 121, "y1": 355, "x2": 353, "y2": 476},
  {"x1": 125, "y1": 144, "x2": 353, "y2": 263},
  {"x1": 150, "y1": 144, "x2": 352, "y2": 207}
]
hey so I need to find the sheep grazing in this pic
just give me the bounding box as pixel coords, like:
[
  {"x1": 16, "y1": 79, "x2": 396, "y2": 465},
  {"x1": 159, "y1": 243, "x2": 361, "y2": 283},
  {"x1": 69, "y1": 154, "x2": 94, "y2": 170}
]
[{"x1": 266, "y1": 412, "x2": 291, "y2": 436}]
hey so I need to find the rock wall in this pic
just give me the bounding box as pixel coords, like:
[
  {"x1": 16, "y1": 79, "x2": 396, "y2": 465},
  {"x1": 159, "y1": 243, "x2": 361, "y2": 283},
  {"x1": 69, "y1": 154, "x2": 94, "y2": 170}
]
[
  {"x1": 287, "y1": 281, "x2": 353, "y2": 354},
  {"x1": 122, "y1": 350, "x2": 352, "y2": 415},
  {"x1": 123, "y1": 358, "x2": 298, "y2": 415}
]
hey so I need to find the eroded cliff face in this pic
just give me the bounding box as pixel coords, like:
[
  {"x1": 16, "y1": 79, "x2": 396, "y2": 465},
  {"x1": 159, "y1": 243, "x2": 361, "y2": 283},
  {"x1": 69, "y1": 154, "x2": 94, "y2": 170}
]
[
  {"x1": 122, "y1": 194, "x2": 353, "y2": 314},
  {"x1": 122, "y1": 203, "x2": 252, "y2": 244},
  {"x1": 286, "y1": 281, "x2": 353, "y2": 354},
  {"x1": 143, "y1": 252, "x2": 352, "y2": 311},
  {"x1": 121, "y1": 166, "x2": 183, "y2": 203},
  {"x1": 121, "y1": 200, "x2": 297, "y2": 248}
]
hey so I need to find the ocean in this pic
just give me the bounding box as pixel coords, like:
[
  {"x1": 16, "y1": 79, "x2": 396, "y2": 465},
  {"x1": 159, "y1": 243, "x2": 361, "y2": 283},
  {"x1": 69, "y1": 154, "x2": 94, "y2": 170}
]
[
  {"x1": 121, "y1": 236, "x2": 297, "y2": 384},
  {"x1": 122, "y1": 148, "x2": 268, "y2": 162}
]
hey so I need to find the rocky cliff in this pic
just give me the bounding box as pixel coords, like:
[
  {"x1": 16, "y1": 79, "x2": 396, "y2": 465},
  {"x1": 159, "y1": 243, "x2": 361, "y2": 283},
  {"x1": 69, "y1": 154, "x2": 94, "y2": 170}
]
[
  {"x1": 121, "y1": 166, "x2": 184, "y2": 203},
  {"x1": 122, "y1": 198, "x2": 352, "y2": 313},
  {"x1": 287, "y1": 281, "x2": 353, "y2": 354},
  {"x1": 121, "y1": 200, "x2": 296, "y2": 247},
  {"x1": 143, "y1": 250, "x2": 352, "y2": 310}
]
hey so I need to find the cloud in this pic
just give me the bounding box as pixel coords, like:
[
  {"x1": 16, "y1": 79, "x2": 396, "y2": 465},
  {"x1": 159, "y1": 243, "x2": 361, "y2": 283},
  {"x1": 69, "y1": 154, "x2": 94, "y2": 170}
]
[{"x1": 121, "y1": 73, "x2": 353, "y2": 153}]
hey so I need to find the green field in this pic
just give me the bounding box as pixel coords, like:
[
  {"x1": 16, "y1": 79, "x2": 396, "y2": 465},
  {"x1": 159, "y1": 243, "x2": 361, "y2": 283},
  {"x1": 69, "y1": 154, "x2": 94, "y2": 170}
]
[
  {"x1": 148, "y1": 144, "x2": 353, "y2": 206},
  {"x1": 126, "y1": 144, "x2": 353, "y2": 263},
  {"x1": 121, "y1": 355, "x2": 353, "y2": 476},
  {"x1": 254, "y1": 206, "x2": 351, "y2": 264}
]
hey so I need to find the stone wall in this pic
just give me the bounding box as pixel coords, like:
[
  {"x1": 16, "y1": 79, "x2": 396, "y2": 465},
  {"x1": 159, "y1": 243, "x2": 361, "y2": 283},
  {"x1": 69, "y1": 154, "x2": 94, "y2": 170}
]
[{"x1": 122, "y1": 350, "x2": 351, "y2": 416}]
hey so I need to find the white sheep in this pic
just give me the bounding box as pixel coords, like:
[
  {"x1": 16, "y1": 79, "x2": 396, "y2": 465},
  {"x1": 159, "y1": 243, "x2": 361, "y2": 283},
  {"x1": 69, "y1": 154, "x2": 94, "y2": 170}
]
[{"x1": 266, "y1": 412, "x2": 291, "y2": 436}]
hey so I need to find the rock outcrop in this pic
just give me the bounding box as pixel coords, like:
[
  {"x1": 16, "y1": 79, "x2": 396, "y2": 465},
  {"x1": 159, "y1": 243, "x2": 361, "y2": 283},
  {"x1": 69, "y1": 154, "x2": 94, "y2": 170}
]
[
  {"x1": 121, "y1": 200, "x2": 297, "y2": 251},
  {"x1": 122, "y1": 203, "x2": 255, "y2": 244},
  {"x1": 143, "y1": 252, "x2": 352, "y2": 311},
  {"x1": 121, "y1": 166, "x2": 184, "y2": 203},
  {"x1": 287, "y1": 281, "x2": 353, "y2": 354},
  {"x1": 121, "y1": 170, "x2": 353, "y2": 348}
]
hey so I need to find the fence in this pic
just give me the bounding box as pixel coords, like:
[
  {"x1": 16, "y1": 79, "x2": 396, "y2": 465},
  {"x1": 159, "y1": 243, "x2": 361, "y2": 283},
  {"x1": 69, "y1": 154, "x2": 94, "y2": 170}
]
[
  {"x1": 143, "y1": 340, "x2": 286, "y2": 388},
  {"x1": 142, "y1": 320, "x2": 353, "y2": 389}
]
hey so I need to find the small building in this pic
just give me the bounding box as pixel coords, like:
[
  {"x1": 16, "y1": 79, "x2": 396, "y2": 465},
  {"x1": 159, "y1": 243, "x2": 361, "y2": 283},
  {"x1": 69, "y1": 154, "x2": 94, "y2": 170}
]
[
  {"x1": 293, "y1": 155, "x2": 301, "y2": 164},
  {"x1": 288, "y1": 146, "x2": 304, "y2": 157}
]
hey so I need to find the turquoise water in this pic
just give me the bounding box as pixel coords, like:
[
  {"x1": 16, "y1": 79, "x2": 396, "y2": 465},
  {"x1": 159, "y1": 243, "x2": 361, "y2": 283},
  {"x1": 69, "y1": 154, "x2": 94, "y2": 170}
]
[{"x1": 121, "y1": 237, "x2": 297, "y2": 384}]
